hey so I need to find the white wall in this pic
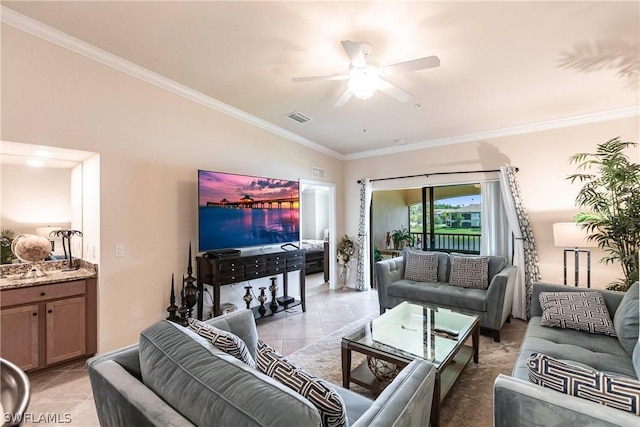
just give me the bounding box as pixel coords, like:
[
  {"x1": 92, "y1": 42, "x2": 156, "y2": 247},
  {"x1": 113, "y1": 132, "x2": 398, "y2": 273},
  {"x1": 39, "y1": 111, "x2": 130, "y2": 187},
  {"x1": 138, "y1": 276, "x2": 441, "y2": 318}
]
[
  {"x1": 2, "y1": 24, "x2": 343, "y2": 351},
  {"x1": 301, "y1": 188, "x2": 330, "y2": 240},
  {"x1": 371, "y1": 190, "x2": 409, "y2": 250},
  {"x1": 345, "y1": 117, "x2": 640, "y2": 290}
]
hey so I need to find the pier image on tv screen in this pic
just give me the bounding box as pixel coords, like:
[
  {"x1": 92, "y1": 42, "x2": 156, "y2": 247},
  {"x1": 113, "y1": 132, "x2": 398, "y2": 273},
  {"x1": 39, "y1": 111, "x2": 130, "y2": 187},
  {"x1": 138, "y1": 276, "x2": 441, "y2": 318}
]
[{"x1": 198, "y1": 170, "x2": 300, "y2": 252}]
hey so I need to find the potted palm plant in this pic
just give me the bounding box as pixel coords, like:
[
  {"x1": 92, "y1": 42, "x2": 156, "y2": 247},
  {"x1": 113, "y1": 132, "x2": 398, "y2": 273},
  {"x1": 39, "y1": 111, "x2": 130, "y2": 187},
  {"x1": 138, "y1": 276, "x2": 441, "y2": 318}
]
[
  {"x1": 568, "y1": 137, "x2": 639, "y2": 291},
  {"x1": 391, "y1": 226, "x2": 415, "y2": 250}
]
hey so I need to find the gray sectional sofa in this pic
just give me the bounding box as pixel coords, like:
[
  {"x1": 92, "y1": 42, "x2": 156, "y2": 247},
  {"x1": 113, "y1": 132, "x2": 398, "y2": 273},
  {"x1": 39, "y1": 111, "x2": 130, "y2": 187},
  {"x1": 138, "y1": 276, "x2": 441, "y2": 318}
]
[
  {"x1": 87, "y1": 309, "x2": 437, "y2": 427},
  {"x1": 375, "y1": 251, "x2": 517, "y2": 341},
  {"x1": 494, "y1": 281, "x2": 640, "y2": 427}
]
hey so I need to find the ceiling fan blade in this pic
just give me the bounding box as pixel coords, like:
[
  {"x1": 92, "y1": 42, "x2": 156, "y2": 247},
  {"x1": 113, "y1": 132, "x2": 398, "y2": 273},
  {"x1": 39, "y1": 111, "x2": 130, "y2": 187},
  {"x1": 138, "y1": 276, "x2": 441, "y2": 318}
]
[
  {"x1": 292, "y1": 74, "x2": 349, "y2": 82},
  {"x1": 377, "y1": 79, "x2": 412, "y2": 102},
  {"x1": 341, "y1": 40, "x2": 367, "y2": 68},
  {"x1": 382, "y1": 55, "x2": 441, "y2": 75},
  {"x1": 333, "y1": 89, "x2": 354, "y2": 107}
]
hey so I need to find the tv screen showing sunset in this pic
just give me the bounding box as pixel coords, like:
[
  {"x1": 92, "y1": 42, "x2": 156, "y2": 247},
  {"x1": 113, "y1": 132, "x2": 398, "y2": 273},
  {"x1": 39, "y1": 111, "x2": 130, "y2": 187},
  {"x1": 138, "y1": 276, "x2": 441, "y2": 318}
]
[{"x1": 198, "y1": 170, "x2": 300, "y2": 252}]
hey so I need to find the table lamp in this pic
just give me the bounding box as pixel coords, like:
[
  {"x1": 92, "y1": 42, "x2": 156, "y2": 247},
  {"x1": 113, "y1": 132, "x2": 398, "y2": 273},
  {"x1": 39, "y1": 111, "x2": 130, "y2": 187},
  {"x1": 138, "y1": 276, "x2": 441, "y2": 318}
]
[{"x1": 553, "y1": 222, "x2": 598, "y2": 287}]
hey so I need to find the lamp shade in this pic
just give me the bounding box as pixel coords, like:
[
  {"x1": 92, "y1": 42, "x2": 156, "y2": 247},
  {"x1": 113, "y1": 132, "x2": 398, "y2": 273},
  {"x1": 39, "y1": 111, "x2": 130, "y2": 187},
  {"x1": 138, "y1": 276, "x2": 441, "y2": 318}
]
[{"x1": 553, "y1": 222, "x2": 598, "y2": 248}]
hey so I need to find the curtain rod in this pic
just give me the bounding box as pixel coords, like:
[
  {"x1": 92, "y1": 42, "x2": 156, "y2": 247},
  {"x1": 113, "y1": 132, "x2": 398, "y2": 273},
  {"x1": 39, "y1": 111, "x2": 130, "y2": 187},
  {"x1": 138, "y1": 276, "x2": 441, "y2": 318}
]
[{"x1": 357, "y1": 167, "x2": 519, "y2": 184}]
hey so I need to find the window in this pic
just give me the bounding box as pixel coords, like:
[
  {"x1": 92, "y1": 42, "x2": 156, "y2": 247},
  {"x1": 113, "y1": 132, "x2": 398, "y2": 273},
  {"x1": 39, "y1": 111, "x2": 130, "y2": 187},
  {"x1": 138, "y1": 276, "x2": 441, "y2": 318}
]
[{"x1": 409, "y1": 184, "x2": 482, "y2": 254}]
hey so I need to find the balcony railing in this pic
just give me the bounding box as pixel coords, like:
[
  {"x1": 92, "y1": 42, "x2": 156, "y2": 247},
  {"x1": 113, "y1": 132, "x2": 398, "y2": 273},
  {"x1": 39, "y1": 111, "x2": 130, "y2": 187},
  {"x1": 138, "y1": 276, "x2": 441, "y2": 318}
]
[{"x1": 410, "y1": 232, "x2": 480, "y2": 254}]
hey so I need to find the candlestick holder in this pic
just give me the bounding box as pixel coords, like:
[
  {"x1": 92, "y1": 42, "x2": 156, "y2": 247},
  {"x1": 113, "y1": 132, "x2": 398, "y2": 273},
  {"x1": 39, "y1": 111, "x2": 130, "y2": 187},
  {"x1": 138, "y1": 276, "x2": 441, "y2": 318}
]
[
  {"x1": 243, "y1": 286, "x2": 253, "y2": 309},
  {"x1": 269, "y1": 277, "x2": 278, "y2": 313},
  {"x1": 257, "y1": 287, "x2": 267, "y2": 317},
  {"x1": 166, "y1": 274, "x2": 180, "y2": 323},
  {"x1": 183, "y1": 242, "x2": 199, "y2": 317}
]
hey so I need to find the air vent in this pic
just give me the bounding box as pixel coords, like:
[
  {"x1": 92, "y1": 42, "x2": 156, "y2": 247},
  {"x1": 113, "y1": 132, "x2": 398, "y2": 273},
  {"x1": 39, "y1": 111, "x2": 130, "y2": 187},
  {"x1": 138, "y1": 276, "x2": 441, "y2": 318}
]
[
  {"x1": 311, "y1": 167, "x2": 325, "y2": 179},
  {"x1": 287, "y1": 111, "x2": 312, "y2": 123}
]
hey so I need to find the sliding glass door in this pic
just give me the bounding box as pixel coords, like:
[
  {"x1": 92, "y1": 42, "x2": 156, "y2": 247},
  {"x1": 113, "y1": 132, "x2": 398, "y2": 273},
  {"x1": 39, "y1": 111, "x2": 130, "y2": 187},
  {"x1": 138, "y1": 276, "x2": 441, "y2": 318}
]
[{"x1": 409, "y1": 184, "x2": 482, "y2": 254}]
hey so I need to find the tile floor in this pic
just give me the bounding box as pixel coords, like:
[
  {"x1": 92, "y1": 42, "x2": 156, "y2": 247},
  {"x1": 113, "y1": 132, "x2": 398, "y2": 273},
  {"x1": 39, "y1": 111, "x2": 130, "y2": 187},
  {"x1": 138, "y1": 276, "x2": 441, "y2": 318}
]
[{"x1": 21, "y1": 273, "x2": 379, "y2": 426}]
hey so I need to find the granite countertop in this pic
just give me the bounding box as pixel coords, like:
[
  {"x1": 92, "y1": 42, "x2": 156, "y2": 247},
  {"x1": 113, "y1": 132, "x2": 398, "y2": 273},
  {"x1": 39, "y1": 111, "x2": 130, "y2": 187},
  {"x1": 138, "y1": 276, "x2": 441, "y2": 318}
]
[{"x1": 0, "y1": 259, "x2": 98, "y2": 290}]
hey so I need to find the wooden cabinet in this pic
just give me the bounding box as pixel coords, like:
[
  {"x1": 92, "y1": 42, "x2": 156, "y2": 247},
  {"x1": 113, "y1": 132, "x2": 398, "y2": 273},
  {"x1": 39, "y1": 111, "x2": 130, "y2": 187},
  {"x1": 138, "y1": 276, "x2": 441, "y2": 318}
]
[
  {"x1": 0, "y1": 305, "x2": 39, "y2": 371},
  {"x1": 196, "y1": 249, "x2": 306, "y2": 319},
  {"x1": 0, "y1": 278, "x2": 96, "y2": 372}
]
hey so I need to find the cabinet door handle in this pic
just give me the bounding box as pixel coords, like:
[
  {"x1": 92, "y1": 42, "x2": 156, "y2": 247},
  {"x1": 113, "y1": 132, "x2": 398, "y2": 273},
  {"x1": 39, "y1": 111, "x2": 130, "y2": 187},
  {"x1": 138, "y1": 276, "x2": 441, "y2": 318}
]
[
  {"x1": 47, "y1": 309, "x2": 53, "y2": 314},
  {"x1": 32, "y1": 312, "x2": 38, "y2": 316},
  {"x1": 40, "y1": 292, "x2": 46, "y2": 296}
]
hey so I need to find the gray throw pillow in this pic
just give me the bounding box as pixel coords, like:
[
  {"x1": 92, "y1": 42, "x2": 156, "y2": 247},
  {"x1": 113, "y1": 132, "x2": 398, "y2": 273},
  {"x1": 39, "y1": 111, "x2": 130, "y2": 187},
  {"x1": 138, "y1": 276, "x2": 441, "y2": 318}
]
[
  {"x1": 404, "y1": 250, "x2": 439, "y2": 282},
  {"x1": 256, "y1": 340, "x2": 347, "y2": 427},
  {"x1": 539, "y1": 292, "x2": 617, "y2": 336},
  {"x1": 613, "y1": 282, "x2": 639, "y2": 356},
  {"x1": 188, "y1": 318, "x2": 256, "y2": 367},
  {"x1": 448, "y1": 254, "x2": 489, "y2": 289}
]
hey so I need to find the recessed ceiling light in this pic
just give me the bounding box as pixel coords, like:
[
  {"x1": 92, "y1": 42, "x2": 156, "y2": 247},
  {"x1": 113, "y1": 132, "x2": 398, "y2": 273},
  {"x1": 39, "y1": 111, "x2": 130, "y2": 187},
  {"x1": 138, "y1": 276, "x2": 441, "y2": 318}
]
[{"x1": 27, "y1": 159, "x2": 45, "y2": 167}]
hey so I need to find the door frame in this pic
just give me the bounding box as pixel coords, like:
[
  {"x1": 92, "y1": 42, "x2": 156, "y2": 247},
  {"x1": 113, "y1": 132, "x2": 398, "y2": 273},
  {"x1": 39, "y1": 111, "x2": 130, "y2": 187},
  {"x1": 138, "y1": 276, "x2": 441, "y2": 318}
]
[{"x1": 299, "y1": 179, "x2": 337, "y2": 289}]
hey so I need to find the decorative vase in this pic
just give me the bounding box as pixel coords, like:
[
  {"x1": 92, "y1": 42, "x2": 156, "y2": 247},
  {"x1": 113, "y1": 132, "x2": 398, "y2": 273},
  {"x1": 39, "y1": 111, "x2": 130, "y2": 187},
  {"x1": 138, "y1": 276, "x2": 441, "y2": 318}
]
[
  {"x1": 367, "y1": 356, "x2": 400, "y2": 382},
  {"x1": 243, "y1": 286, "x2": 253, "y2": 309},
  {"x1": 340, "y1": 264, "x2": 351, "y2": 287}
]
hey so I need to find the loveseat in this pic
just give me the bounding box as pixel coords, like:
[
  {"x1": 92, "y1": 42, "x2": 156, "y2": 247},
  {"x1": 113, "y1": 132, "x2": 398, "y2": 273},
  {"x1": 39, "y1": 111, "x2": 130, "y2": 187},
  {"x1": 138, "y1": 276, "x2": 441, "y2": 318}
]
[
  {"x1": 375, "y1": 250, "x2": 517, "y2": 341},
  {"x1": 87, "y1": 309, "x2": 437, "y2": 426},
  {"x1": 494, "y1": 281, "x2": 640, "y2": 427}
]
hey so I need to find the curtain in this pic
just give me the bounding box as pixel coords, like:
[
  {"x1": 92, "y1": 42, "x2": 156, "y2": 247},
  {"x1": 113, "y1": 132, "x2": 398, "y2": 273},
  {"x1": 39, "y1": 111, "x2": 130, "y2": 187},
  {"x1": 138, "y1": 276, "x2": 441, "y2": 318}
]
[
  {"x1": 480, "y1": 181, "x2": 510, "y2": 258},
  {"x1": 498, "y1": 166, "x2": 541, "y2": 319},
  {"x1": 356, "y1": 179, "x2": 372, "y2": 291}
]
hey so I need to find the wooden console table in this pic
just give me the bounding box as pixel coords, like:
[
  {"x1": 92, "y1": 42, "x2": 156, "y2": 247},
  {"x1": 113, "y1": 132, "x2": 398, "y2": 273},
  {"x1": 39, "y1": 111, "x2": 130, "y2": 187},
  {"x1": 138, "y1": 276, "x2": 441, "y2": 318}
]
[{"x1": 196, "y1": 248, "x2": 306, "y2": 320}]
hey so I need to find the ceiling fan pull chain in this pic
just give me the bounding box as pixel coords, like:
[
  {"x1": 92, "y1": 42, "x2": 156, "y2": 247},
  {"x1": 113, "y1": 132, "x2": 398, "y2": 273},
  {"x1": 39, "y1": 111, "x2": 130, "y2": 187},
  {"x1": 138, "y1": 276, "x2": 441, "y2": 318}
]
[{"x1": 362, "y1": 100, "x2": 367, "y2": 133}]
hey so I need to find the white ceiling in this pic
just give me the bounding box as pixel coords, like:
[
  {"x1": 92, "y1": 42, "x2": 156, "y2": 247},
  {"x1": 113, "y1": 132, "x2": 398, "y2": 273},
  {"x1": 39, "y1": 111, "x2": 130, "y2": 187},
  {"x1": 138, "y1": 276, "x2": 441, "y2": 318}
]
[{"x1": 2, "y1": 1, "x2": 639, "y2": 160}]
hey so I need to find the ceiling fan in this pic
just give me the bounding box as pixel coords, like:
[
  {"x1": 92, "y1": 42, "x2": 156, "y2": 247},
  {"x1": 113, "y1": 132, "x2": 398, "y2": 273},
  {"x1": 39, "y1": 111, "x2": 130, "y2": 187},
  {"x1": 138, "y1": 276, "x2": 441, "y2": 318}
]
[{"x1": 292, "y1": 40, "x2": 440, "y2": 107}]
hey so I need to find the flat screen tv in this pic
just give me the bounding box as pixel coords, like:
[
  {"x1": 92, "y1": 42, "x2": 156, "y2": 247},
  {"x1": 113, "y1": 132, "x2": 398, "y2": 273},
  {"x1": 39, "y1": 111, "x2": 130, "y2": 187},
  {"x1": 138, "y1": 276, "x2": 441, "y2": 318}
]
[{"x1": 198, "y1": 170, "x2": 300, "y2": 252}]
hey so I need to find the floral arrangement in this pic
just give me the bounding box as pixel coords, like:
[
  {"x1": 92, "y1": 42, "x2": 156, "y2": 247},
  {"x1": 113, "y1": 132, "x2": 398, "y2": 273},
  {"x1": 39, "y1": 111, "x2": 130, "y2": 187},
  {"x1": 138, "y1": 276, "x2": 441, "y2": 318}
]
[{"x1": 337, "y1": 234, "x2": 357, "y2": 265}]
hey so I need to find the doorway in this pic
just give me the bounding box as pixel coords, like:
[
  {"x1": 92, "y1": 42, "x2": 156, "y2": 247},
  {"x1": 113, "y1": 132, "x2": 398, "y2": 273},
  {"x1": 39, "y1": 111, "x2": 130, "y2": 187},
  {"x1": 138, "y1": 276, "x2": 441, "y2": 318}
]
[{"x1": 299, "y1": 179, "x2": 337, "y2": 290}]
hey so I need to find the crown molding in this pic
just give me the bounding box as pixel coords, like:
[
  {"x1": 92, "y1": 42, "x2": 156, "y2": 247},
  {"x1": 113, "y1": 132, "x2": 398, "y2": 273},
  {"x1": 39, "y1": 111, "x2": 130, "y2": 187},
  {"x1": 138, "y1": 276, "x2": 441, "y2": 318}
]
[
  {"x1": 2, "y1": 6, "x2": 636, "y2": 164},
  {"x1": 346, "y1": 105, "x2": 640, "y2": 160},
  {"x1": 0, "y1": 6, "x2": 346, "y2": 161}
]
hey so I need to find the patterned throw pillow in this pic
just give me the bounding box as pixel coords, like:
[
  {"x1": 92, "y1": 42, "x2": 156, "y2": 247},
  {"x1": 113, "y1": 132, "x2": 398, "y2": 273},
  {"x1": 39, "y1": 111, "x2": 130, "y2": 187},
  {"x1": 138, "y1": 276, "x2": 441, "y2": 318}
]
[
  {"x1": 187, "y1": 318, "x2": 256, "y2": 367},
  {"x1": 448, "y1": 254, "x2": 489, "y2": 289},
  {"x1": 539, "y1": 292, "x2": 617, "y2": 336},
  {"x1": 404, "y1": 251, "x2": 439, "y2": 282},
  {"x1": 527, "y1": 352, "x2": 640, "y2": 415},
  {"x1": 256, "y1": 340, "x2": 347, "y2": 427}
]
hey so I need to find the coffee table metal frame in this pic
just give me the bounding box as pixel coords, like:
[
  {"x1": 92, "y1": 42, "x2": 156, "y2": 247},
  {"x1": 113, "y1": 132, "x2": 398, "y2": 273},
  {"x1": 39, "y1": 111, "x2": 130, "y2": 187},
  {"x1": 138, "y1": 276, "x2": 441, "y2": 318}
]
[{"x1": 341, "y1": 303, "x2": 479, "y2": 427}]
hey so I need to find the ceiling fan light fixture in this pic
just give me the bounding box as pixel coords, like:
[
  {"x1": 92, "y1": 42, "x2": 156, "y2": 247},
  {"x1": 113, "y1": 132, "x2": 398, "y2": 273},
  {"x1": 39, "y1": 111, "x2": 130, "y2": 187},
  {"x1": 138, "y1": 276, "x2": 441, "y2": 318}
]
[{"x1": 348, "y1": 66, "x2": 379, "y2": 100}]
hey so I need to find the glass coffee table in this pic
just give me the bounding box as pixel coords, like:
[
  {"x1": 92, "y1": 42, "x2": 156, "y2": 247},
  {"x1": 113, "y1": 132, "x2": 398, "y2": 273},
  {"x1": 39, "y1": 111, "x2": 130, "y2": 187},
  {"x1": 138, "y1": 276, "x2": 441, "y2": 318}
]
[{"x1": 341, "y1": 302, "x2": 479, "y2": 427}]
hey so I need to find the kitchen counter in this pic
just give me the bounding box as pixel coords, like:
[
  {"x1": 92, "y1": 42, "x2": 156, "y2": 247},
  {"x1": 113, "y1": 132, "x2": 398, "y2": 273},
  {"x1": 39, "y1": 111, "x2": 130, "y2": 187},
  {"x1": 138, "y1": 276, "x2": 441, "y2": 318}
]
[{"x1": 0, "y1": 259, "x2": 98, "y2": 290}]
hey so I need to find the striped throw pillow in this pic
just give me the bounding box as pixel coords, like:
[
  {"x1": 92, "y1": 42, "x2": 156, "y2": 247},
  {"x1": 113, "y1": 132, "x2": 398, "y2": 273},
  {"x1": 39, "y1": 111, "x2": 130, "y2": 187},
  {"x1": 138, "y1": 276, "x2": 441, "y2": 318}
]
[
  {"x1": 527, "y1": 352, "x2": 640, "y2": 415},
  {"x1": 256, "y1": 340, "x2": 346, "y2": 427},
  {"x1": 187, "y1": 318, "x2": 255, "y2": 367}
]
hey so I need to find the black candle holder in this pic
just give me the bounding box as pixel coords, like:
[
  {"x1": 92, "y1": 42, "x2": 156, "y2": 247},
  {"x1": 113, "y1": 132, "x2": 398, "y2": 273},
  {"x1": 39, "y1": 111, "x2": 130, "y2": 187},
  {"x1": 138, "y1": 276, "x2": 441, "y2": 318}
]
[
  {"x1": 183, "y1": 242, "x2": 199, "y2": 317},
  {"x1": 177, "y1": 284, "x2": 189, "y2": 327},
  {"x1": 269, "y1": 277, "x2": 278, "y2": 313},
  {"x1": 166, "y1": 274, "x2": 180, "y2": 323},
  {"x1": 243, "y1": 286, "x2": 253, "y2": 309},
  {"x1": 257, "y1": 287, "x2": 267, "y2": 317}
]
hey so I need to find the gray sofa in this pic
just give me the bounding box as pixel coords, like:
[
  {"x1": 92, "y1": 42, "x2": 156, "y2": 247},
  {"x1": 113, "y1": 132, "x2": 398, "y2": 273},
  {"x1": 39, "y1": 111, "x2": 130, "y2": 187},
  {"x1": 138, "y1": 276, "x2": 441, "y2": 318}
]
[
  {"x1": 375, "y1": 251, "x2": 517, "y2": 341},
  {"x1": 494, "y1": 281, "x2": 640, "y2": 427},
  {"x1": 88, "y1": 309, "x2": 437, "y2": 426}
]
